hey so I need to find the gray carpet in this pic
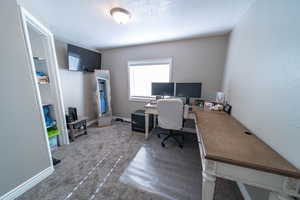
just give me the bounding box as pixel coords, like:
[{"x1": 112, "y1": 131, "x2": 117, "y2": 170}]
[{"x1": 17, "y1": 121, "x2": 243, "y2": 200}]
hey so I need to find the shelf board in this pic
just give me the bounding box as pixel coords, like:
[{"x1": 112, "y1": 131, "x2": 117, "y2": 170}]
[
  {"x1": 33, "y1": 56, "x2": 46, "y2": 61},
  {"x1": 46, "y1": 125, "x2": 54, "y2": 129},
  {"x1": 38, "y1": 81, "x2": 50, "y2": 85},
  {"x1": 42, "y1": 103, "x2": 52, "y2": 107}
]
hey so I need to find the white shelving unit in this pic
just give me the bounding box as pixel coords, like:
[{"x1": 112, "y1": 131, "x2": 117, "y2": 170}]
[
  {"x1": 21, "y1": 10, "x2": 69, "y2": 155},
  {"x1": 33, "y1": 56, "x2": 59, "y2": 150}
]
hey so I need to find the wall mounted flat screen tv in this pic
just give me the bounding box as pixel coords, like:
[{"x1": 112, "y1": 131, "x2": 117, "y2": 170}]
[{"x1": 67, "y1": 44, "x2": 101, "y2": 72}]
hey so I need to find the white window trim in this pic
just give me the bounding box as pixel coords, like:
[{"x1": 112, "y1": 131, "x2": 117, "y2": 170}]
[{"x1": 127, "y1": 58, "x2": 173, "y2": 102}]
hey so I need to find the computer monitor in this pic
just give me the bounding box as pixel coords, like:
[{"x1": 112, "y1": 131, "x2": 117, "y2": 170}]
[
  {"x1": 175, "y1": 83, "x2": 202, "y2": 104},
  {"x1": 151, "y1": 82, "x2": 175, "y2": 97}
]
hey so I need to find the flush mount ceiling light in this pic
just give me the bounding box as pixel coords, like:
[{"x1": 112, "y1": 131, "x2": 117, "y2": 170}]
[{"x1": 110, "y1": 7, "x2": 131, "y2": 24}]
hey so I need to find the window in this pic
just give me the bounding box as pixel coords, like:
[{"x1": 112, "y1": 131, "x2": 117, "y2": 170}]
[{"x1": 128, "y1": 58, "x2": 172, "y2": 101}]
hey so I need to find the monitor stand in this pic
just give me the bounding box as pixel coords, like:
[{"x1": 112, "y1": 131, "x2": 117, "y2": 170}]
[
  {"x1": 186, "y1": 97, "x2": 191, "y2": 105},
  {"x1": 186, "y1": 97, "x2": 193, "y2": 111},
  {"x1": 156, "y1": 96, "x2": 163, "y2": 100}
]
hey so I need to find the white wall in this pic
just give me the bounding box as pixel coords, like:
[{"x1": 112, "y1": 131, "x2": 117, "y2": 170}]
[
  {"x1": 223, "y1": 0, "x2": 300, "y2": 169},
  {"x1": 0, "y1": 0, "x2": 52, "y2": 197},
  {"x1": 102, "y1": 36, "x2": 228, "y2": 118},
  {"x1": 55, "y1": 40, "x2": 97, "y2": 121},
  {"x1": 223, "y1": 1, "x2": 300, "y2": 198}
]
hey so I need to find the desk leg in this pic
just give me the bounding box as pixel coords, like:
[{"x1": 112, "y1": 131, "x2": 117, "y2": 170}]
[
  {"x1": 202, "y1": 172, "x2": 216, "y2": 200},
  {"x1": 145, "y1": 113, "x2": 149, "y2": 140},
  {"x1": 269, "y1": 192, "x2": 293, "y2": 200},
  {"x1": 83, "y1": 120, "x2": 87, "y2": 135},
  {"x1": 153, "y1": 115, "x2": 157, "y2": 128}
]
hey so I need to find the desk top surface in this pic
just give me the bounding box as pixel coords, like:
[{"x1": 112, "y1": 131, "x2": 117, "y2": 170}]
[
  {"x1": 145, "y1": 102, "x2": 157, "y2": 108},
  {"x1": 194, "y1": 108, "x2": 300, "y2": 178}
]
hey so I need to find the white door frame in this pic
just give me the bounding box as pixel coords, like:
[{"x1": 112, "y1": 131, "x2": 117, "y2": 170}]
[{"x1": 19, "y1": 7, "x2": 69, "y2": 150}]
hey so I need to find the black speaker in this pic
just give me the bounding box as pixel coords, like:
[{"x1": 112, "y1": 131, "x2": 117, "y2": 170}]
[
  {"x1": 131, "y1": 110, "x2": 153, "y2": 133},
  {"x1": 223, "y1": 104, "x2": 232, "y2": 115},
  {"x1": 68, "y1": 107, "x2": 78, "y2": 121},
  {"x1": 65, "y1": 114, "x2": 71, "y2": 123}
]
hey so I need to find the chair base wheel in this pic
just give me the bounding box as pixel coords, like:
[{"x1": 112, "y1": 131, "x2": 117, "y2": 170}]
[
  {"x1": 179, "y1": 144, "x2": 183, "y2": 148},
  {"x1": 157, "y1": 134, "x2": 160, "y2": 138},
  {"x1": 161, "y1": 142, "x2": 165, "y2": 147}
]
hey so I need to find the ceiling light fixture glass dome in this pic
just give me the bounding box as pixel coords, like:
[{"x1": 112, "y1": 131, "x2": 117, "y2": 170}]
[{"x1": 110, "y1": 7, "x2": 131, "y2": 24}]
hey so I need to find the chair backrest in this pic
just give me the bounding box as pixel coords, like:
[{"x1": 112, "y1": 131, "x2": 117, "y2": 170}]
[{"x1": 157, "y1": 98, "x2": 183, "y2": 130}]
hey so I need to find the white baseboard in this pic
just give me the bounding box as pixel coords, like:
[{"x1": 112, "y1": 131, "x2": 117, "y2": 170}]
[
  {"x1": 87, "y1": 119, "x2": 97, "y2": 127},
  {"x1": 0, "y1": 166, "x2": 54, "y2": 200},
  {"x1": 237, "y1": 182, "x2": 252, "y2": 200},
  {"x1": 112, "y1": 115, "x2": 131, "y2": 123}
]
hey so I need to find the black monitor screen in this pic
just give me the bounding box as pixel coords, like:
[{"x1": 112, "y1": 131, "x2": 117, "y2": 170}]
[
  {"x1": 175, "y1": 83, "x2": 202, "y2": 98},
  {"x1": 151, "y1": 82, "x2": 175, "y2": 96}
]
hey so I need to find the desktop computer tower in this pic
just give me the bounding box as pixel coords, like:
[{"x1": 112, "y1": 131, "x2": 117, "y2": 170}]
[{"x1": 131, "y1": 110, "x2": 153, "y2": 133}]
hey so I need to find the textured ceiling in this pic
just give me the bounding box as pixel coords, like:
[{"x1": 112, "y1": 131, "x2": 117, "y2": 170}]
[{"x1": 18, "y1": 0, "x2": 254, "y2": 50}]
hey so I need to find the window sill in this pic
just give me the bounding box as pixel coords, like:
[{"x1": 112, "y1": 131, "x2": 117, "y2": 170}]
[{"x1": 129, "y1": 97, "x2": 154, "y2": 102}]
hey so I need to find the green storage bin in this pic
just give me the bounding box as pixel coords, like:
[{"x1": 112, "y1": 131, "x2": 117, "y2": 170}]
[
  {"x1": 47, "y1": 127, "x2": 60, "y2": 138},
  {"x1": 48, "y1": 128, "x2": 60, "y2": 151}
]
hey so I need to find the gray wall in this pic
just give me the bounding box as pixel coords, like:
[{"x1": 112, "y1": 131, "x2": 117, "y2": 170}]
[
  {"x1": 0, "y1": 0, "x2": 52, "y2": 196},
  {"x1": 223, "y1": 0, "x2": 300, "y2": 169},
  {"x1": 55, "y1": 40, "x2": 97, "y2": 121},
  {"x1": 102, "y1": 36, "x2": 229, "y2": 118},
  {"x1": 223, "y1": 0, "x2": 300, "y2": 198}
]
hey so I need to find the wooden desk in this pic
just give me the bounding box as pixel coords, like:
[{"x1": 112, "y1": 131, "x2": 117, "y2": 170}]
[
  {"x1": 144, "y1": 103, "x2": 194, "y2": 140},
  {"x1": 194, "y1": 108, "x2": 300, "y2": 200}
]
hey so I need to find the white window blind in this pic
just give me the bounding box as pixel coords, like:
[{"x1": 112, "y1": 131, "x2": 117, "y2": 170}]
[{"x1": 128, "y1": 59, "x2": 171, "y2": 100}]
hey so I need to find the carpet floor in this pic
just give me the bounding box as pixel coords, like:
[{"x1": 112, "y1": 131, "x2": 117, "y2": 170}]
[{"x1": 17, "y1": 121, "x2": 243, "y2": 200}]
